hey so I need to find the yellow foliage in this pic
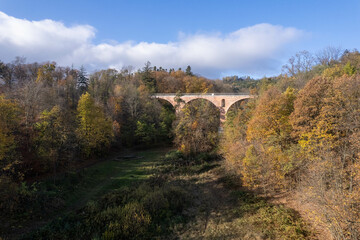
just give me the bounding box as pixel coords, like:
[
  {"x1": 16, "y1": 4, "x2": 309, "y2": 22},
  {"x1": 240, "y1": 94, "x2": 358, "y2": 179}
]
[
  {"x1": 76, "y1": 92, "x2": 114, "y2": 156},
  {"x1": 321, "y1": 64, "x2": 343, "y2": 79}
]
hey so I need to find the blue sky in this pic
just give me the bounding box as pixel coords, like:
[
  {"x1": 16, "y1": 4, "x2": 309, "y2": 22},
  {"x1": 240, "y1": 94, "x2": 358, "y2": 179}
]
[{"x1": 0, "y1": 0, "x2": 359, "y2": 78}]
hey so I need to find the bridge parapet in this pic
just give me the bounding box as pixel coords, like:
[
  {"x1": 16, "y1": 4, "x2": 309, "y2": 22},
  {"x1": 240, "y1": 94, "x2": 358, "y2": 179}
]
[{"x1": 154, "y1": 93, "x2": 251, "y2": 96}]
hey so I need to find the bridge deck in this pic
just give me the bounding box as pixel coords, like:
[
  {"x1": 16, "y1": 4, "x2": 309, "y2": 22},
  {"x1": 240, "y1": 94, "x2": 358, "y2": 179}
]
[{"x1": 154, "y1": 93, "x2": 251, "y2": 96}]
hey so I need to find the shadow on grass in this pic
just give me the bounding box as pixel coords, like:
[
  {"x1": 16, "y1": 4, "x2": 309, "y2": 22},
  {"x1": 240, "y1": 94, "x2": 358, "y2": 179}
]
[{"x1": 15, "y1": 150, "x2": 311, "y2": 240}]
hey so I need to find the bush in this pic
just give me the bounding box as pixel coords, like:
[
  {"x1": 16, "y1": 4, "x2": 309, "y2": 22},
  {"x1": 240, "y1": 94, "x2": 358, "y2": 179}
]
[
  {"x1": 102, "y1": 202, "x2": 151, "y2": 239},
  {"x1": 26, "y1": 173, "x2": 192, "y2": 239}
]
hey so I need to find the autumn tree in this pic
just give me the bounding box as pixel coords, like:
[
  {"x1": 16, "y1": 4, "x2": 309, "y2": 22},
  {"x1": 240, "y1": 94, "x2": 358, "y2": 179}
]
[
  {"x1": 290, "y1": 71, "x2": 360, "y2": 238},
  {"x1": 173, "y1": 99, "x2": 219, "y2": 156},
  {"x1": 36, "y1": 62, "x2": 56, "y2": 86},
  {"x1": 0, "y1": 95, "x2": 21, "y2": 179},
  {"x1": 76, "y1": 92, "x2": 113, "y2": 157},
  {"x1": 221, "y1": 99, "x2": 254, "y2": 174},
  {"x1": 35, "y1": 105, "x2": 66, "y2": 179},
  {"x1": 290, "y1": 76, "x2": 332, "y2": 140},
  {"x1": 247, "y1": 87, "x2": 296, "y2": 148}
]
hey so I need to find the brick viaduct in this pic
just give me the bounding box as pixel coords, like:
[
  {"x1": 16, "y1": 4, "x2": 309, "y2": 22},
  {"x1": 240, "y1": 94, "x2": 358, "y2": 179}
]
[{"x1": 154, "y1": 93, "x2": 253, "y2": 123}]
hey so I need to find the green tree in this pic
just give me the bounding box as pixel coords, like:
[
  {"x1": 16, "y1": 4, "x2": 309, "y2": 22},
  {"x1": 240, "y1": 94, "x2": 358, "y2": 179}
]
[
  {"x1": 141, "y1": 61, "x2": 156, "y2": 92},
  {"x1": 185, "y1": 65, "x2": 193, "y2": 76},
  {"x1": 343, "y1": 62, "x2": 356, "y2": 76},
  {"x1": 135, "y1": 121, "x2": 156, "y2": 145}
]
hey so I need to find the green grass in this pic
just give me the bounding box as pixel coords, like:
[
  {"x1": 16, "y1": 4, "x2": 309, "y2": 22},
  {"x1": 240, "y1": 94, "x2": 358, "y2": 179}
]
[
  {"x1": 3, "y1": 149, "x2": 312, "y2": 239},
  {"x1": 54, "y1": 148, "x2": 170, "y2": 211},
  {"x1": 2, "y1": 148, "x2": 170, "y2": 238}
]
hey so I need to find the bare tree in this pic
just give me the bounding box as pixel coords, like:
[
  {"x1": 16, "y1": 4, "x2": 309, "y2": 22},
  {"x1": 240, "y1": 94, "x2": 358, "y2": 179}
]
[
  {"x1": 316, "y1": 46, "x2": 343, "y2": 66},
  {"x1": 282, "y1": 50, "x2": 315, "y2": 77}
]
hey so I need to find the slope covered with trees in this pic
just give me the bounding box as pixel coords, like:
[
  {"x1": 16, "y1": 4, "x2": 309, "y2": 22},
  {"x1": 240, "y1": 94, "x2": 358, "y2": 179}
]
[{"x1": 222, "y1": 49, "x2": 360, "y2": 239}]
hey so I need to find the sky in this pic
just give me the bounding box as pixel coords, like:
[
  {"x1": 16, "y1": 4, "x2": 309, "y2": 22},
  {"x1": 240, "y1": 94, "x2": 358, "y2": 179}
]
[{"x1": 0, "y1": 0, "x2": 359, "y2": 79}]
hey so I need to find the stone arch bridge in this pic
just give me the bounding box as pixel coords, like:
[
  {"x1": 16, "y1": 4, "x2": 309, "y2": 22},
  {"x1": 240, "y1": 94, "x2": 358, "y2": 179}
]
[{"x1": 154, "y1": 93, "x2": 253, "y2": 123}]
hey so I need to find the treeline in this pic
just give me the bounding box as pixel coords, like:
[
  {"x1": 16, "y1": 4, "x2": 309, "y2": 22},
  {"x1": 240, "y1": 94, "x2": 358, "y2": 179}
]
[
  {"x1": 222, "y1": 75, "x2": 264, "y2": 92},
  {"x1": 222, "y1": 48, "x2": 360, "y2": 239},
  {"x1": 0, "y1": 59, "x2": 233, "y2": 215}
]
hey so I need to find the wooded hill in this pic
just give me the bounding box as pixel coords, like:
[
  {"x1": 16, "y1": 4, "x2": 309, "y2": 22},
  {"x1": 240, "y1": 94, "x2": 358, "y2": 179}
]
[{"x1": 222, "y1": 49, "x2": 360, "y2": 239}]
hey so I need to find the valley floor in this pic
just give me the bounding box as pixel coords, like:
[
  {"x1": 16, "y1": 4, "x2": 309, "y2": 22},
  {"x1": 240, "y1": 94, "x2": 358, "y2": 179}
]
[{"x1": 2, "y1": 149, "x2": 318, "y2": 239}]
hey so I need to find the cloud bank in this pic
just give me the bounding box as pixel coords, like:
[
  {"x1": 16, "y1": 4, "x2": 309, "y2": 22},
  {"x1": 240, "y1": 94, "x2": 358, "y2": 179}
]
[{"x1": 0, "y1": 11, "x2": 303, "y2": 78}]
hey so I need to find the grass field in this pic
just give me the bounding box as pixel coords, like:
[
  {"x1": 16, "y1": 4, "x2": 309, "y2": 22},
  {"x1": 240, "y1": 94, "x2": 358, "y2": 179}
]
[
  {"x1": 2, "y1": 148, "x2": 170, "y2": 239},
  {"x1": 62, "y1": 148, "x2": 170, "y2": 209},
  {"x1": 2, "y1": 148, "x2": 312, "y2": 239}
]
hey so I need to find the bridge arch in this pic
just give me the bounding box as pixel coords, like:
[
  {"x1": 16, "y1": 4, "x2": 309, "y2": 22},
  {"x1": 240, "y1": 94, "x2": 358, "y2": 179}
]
[
  {"x1": 156, "y1": 98, "x2": 176, "y2": 111},
  {"x1": 225, "y1": 98, "x2": 250, "y2": 114},
  {"x1": 182, "y1": 98, "x2": 221, "y2": 127},
  {"x1": 185, "y1": 98, "x2": 222, "y2": 119}
]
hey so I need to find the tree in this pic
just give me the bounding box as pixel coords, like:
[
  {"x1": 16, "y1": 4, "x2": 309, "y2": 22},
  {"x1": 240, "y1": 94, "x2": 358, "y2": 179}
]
[
  {"x1": 290, "y1": 77, "x2": 332, "y2": 139},
  {"x1": 184, "y1": 76, "x2": 213, "y2": 93},
  {"x1": 293, "y1": 75, "x2": 360, "y2": 238},
  {"x1": 316, "y1": 46, "x2": 342, "y2": 66},
  {"x1": 282, "y1": 50, "x2": 315, "y2": 77},
  {"x1": 135, "y1": 121, "x2": 156, "y2": 145},
  {"x1": 77, "y1": 66, "x2": 89, "y2": 95},
  {"x1": 221, "y1": 99, "x2": 254, "y2": 175},
  {"x1": 244, "y1": 87, "x2": 298, "y2": 190},
  {"x1": 36, "y1": 62, "x2": 56, "y2": 86},
  {"x1": 185, "y1": 65, "x2": 193, "y2": 76},
  {"x1": 0, "y1": 61, "x2": 12, "y2": 89},
  {"x1": 0, "y1": 95, "x2": 21, "y2": 180},
  {"x1": 173, "y1": 99, "x2": 219, "y2": 156},
  {"x1": 76, "y1": 92, "x2": 113, "y2": 157},
  {"x1": 141, "y1": 61, "x2": 156, "y2": 92},
  {"x1": 247, "y1": 87, "x2": 296, "y2": 149},
  {"x1": 35, "y1": 105, "x2": 65, "y2": 179}
]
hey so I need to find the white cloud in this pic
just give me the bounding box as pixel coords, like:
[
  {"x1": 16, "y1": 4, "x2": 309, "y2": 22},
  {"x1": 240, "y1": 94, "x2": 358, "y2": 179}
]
[{"x1": 0, "y1": 11, "x2": 303, "y2": 78}]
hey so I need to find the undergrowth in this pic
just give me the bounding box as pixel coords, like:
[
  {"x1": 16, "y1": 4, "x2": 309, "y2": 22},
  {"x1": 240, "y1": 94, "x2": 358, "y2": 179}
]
[{"x1": 18, "y1": 150, "x2": 310, "y2": 240}]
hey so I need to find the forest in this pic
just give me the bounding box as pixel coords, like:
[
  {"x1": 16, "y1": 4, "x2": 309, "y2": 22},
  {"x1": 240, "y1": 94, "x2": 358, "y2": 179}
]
[{"x1": 0, "y1": 47, "x2": 360, "y2": 239}]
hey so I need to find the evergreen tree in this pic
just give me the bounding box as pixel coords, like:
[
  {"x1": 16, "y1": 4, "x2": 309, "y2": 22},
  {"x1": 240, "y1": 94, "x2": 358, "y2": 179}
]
[
  {"x1": 141, "y1": 61, "x2": 156, "y2": 92},
  {"x1": 185, "y1": 65, "x2": 193, "y2": 76},
  {"x1": 77, "y1": 66, "x2": 89, "y2": 95}
]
